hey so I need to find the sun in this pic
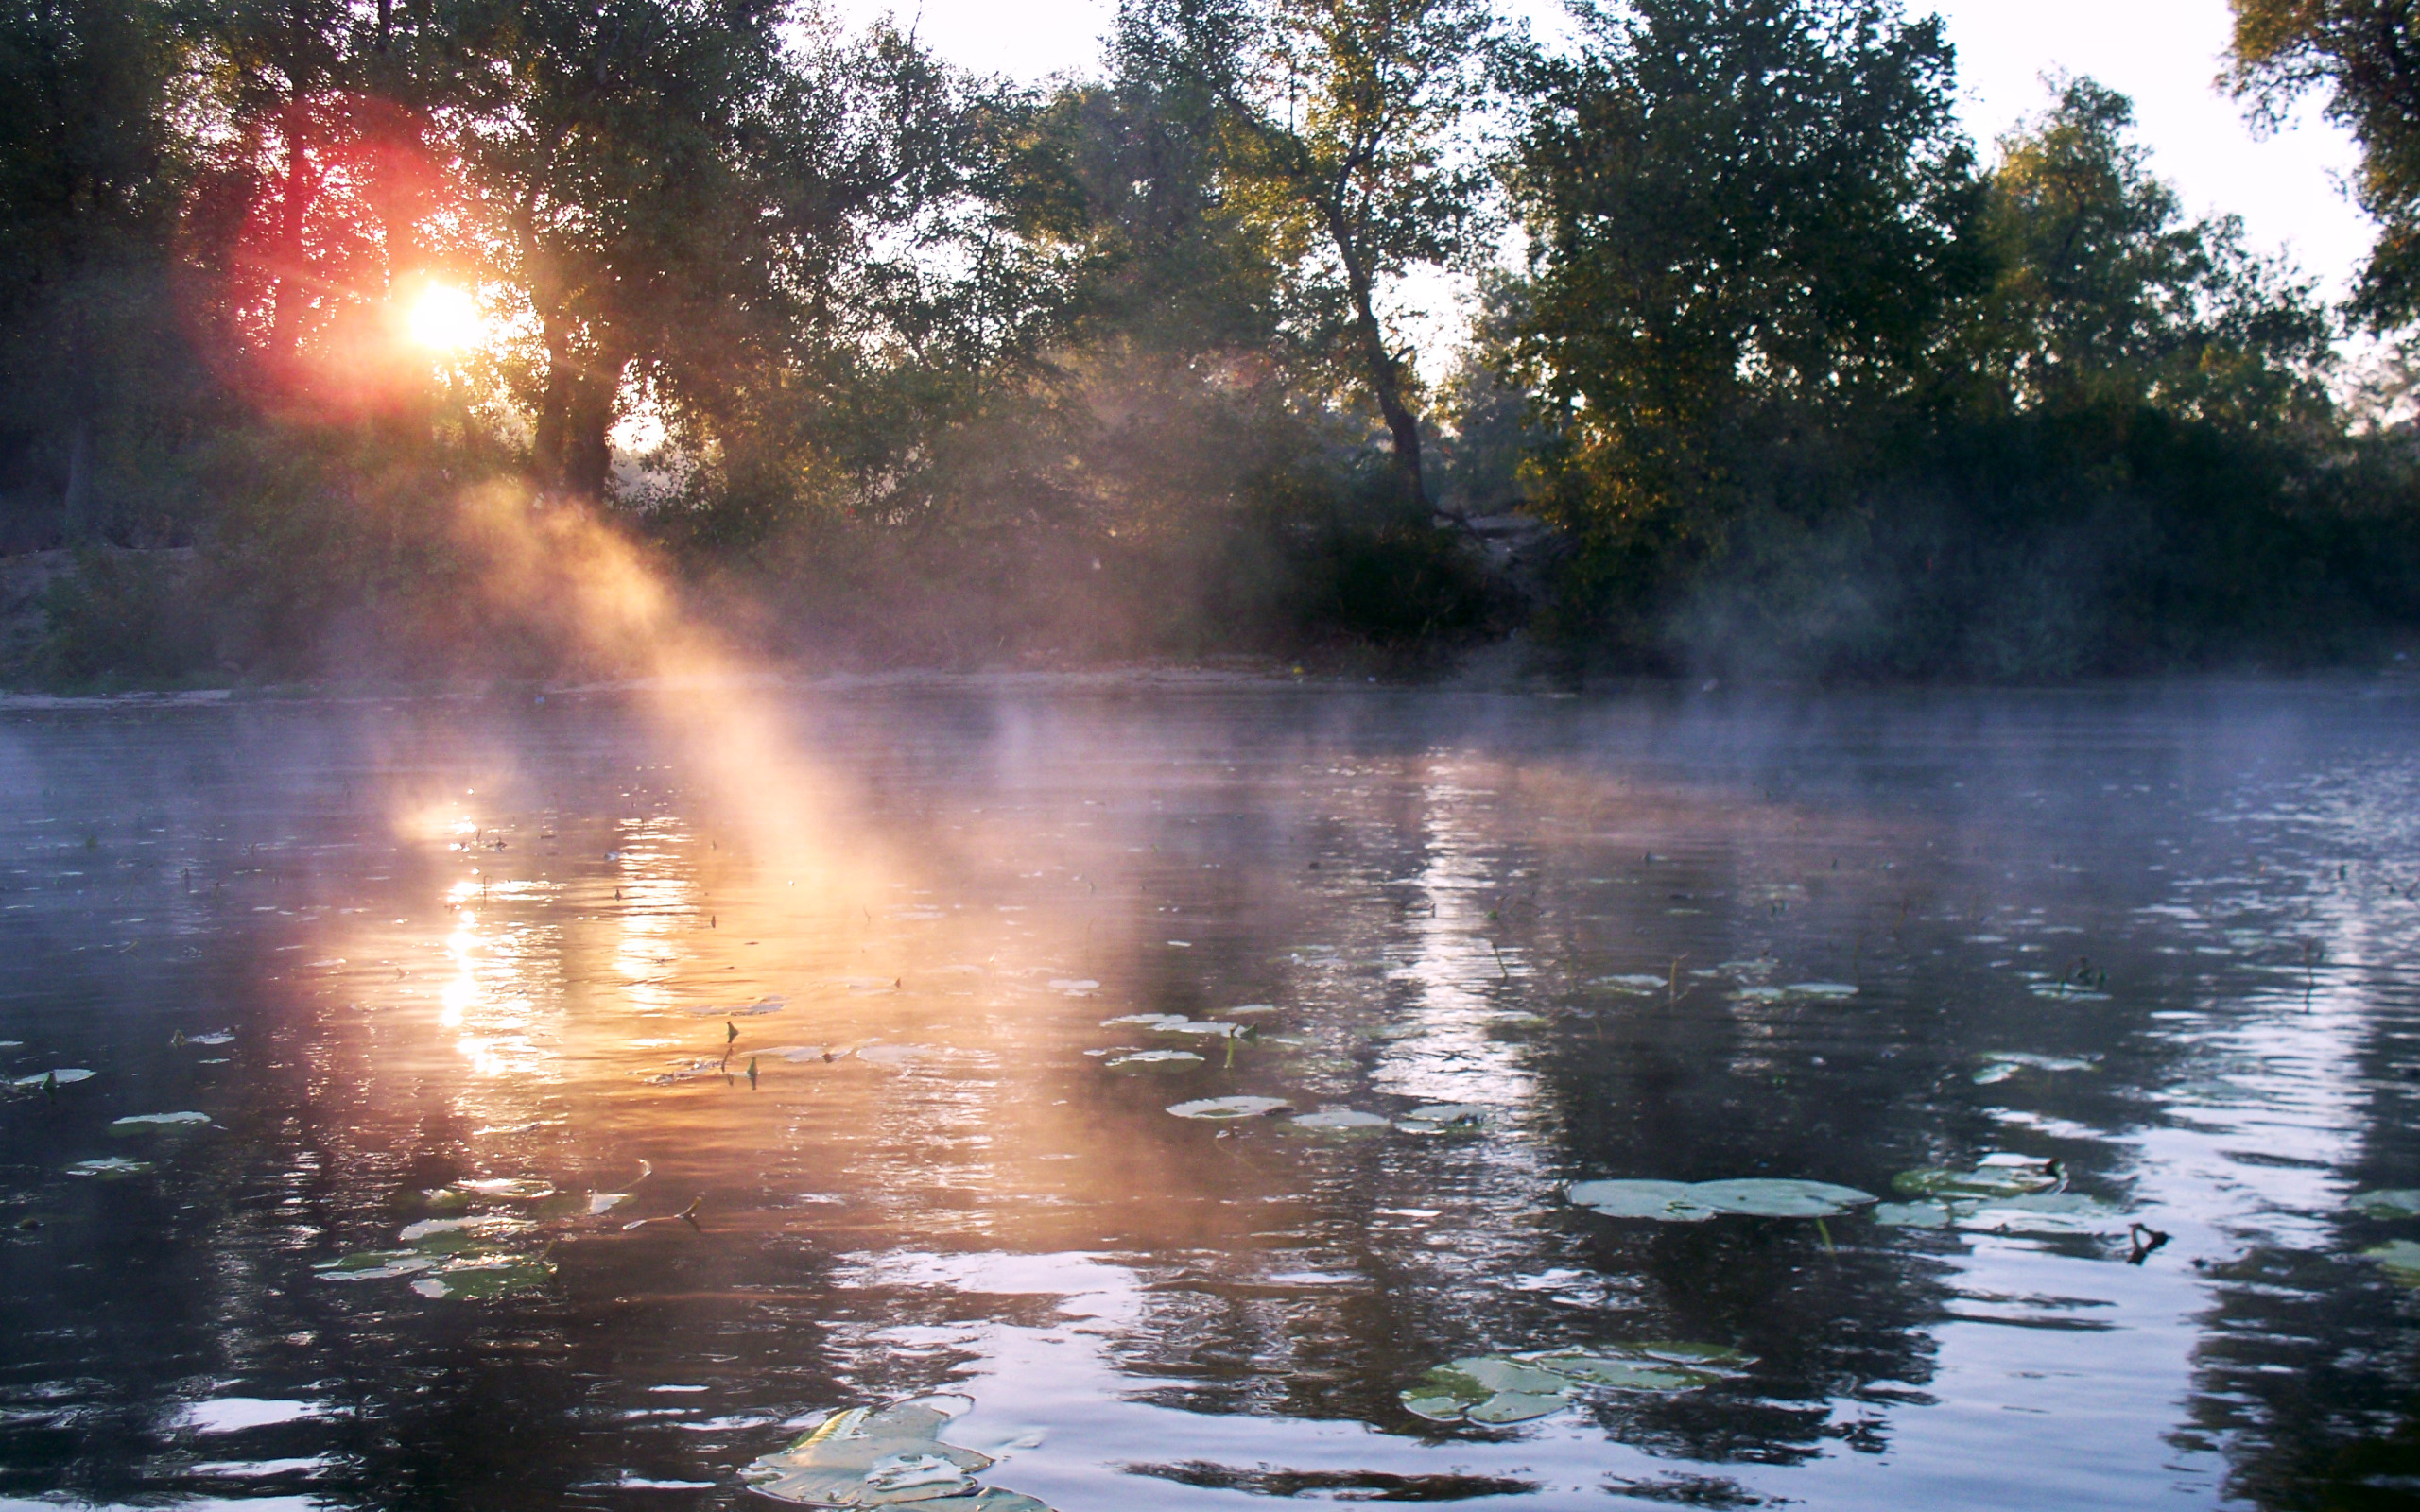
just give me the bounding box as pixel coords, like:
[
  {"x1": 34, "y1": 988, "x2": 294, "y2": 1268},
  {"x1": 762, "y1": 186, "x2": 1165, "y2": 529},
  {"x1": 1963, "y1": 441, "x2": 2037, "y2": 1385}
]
[{"x1": 406, "y1": 284, "x2": 485, "y2": 352}]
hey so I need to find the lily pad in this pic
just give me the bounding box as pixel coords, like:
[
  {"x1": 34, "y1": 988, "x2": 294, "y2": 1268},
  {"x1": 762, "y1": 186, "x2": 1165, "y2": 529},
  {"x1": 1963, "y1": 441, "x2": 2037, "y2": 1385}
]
[
  {"x1": 1565, "y1": 1180, "x2": 1719, "y2": 1222},
  {"x1": 1156, "y1": 1020, "x2": 1253, "y2": 1040},
  {"x1": 408, "y1": 1251, "x2": 553, "y2": 1300},
  {"x1": 1893, "y1": 1155, "x2": 2059, "y2": 1200},
  {"x1": 1396, "y1": 1104, "x2": 1490, "y2": 1136},
  {"x1": 1566, "y1": 1177, "x2": 1872, "y2": 1221},
  {"x1": 11, "y1": 1068, "x2": 95, "y2": 1088},
  {"x1": 315, "y1": 1250, "x2": 437, "y2": 1281},
  {"x1": 1400, "y1": 1343, "x2": 1742, "y2": 1425},
  {"x1": 1974, "y1": 1053, "x2": 2099, "y2": 1086},
  {"x1": 744, "y1": 1397, "x2": 1055, "y2": 1508},
  {"x1": 1962, "y1": 1192, "x2": 2127, "y2": 1235},
  {"x1": 186, "y1": 1032, "x2": 234, "y2": 1046},
  {"x1": 1466, "y1": 1390, "x2": 1570, "y2": 1424},
  {"x1": 1591, "y1": 973, "x2": 1668, "y2": 995},
  {"x1": 1048, "y1": 979, "x2": 1100, "y2": 994},
  {"x1": 64, "y1": 1157, "x2": 150, "y2": 1178},
  {"x1": 1629, "y1": 1341, "x2": 1753, "y2": 1367},
  {"x1": 1687, "y1": 1179, "x2": 1875, "y2": 1218},
  {"x1": 1783, "y1": 982, "x2": 1859, "y2": 999},
  {"x1": 1289, "y1": 1108, "x2": 1392, "y2": 1133},
  {"x1": 1104, "y1": 1050, "x2": 1203, "y2": 1072},
  {"x1": 1102, "y1": 1013, "x2": 1186, "y2": 1031},
  {"x1": 1872, "y1": 1201, "x2": 1961, "y2": 1228},
  {"x1": 111, "y1": 1111, "x2": 211, "y2": 1129},
  {"x1": 399, "y1": 1215, "x2": 528, "y2": 1252},
  {"x1": 1167, "y1": 1096, "x2": 1291, "y2": 1121},
  {"x1": 2362, "y1": 1240, "x2": 2420, "y2": 1283},
  {"x1": 456, "y1": 1177, "x2": 556, "y2": 1203},
  {"x1": 2350, "y1": 1190, "x2": 2420, "y2": 1219},
  {"x1": 1526, "y1": 1353, "x2": 1717, "y2": 1391}
]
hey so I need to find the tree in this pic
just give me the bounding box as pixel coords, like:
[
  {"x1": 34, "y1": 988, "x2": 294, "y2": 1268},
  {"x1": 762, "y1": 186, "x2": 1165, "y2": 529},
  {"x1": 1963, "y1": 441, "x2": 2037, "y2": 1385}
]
[
  {"x1": 1960, "y1": 76, "x2": 2333, "y2": 429},
  {"x1": 1502, "y1": 0, "x2": 1981, "y2": 562},
  {"x1": 1223, "y1": 0, "x2": 1495, "y2": 511},
  {"x1": 2228, "y1": 0, "x2": 2420, "y2": 327},
  {"x1": 0, "y1": 0, "x2": 194, "y2": 540}
]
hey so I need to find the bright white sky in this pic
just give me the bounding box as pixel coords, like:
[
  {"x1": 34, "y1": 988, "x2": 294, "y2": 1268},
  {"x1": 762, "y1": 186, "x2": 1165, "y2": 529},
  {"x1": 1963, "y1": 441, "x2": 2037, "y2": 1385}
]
[{"x1": 833, "y1": 0, "x2": 2375, "y2": 306}]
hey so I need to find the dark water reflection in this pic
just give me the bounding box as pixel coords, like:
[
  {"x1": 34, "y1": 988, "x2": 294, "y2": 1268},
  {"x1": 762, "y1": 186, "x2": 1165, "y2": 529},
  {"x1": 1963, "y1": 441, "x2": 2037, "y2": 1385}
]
[{"x1": 3, "y1": 681, "x2": 2418, "y2": 1510}]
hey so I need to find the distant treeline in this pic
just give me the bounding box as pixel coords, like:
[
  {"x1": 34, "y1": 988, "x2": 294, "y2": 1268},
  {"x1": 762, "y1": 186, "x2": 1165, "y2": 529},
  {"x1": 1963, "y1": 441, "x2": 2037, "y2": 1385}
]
[{"x1": 4, "y1": 0, "x2": 2419, "y2": 684}]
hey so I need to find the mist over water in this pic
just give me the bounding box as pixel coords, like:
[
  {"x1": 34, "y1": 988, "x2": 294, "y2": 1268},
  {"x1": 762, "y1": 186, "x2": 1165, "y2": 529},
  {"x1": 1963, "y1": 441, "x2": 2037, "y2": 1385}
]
[{"x1": 3, "y1": 680, "x2": 2418, "y2": 1510}]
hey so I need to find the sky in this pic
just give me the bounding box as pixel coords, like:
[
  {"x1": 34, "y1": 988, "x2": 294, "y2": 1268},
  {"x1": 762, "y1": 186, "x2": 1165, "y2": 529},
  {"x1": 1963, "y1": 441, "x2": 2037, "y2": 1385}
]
[{"x1": 829, "y1": 0, "x2": 2377, "y2": 317}]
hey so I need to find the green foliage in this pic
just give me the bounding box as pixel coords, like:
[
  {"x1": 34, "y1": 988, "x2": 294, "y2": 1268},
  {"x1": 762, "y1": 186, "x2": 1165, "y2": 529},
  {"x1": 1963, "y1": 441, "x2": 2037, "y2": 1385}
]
[
  {"x1": 1220, "y1": 0, "x2": 1498, "y2": 507},
  {"x1": 36, "y1": 547, "x2": 211, "y2": 683},
  {"x1": 1951, "y1": 77, "x2": 2334, "y2": 428},
  {"x1": 0, "y1": 0, "x2": 2411, "y2": 686},
  {"x1": 2228, "y1": 0, "x2": 2420, "y2": 329},
  {"x1": 1502, "y1": 0, "x2": 1984, "y2": 626}
]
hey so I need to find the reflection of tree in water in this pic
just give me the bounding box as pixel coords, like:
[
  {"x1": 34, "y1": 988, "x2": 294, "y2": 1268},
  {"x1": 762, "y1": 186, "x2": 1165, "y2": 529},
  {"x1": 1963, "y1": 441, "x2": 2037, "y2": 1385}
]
[{"x1": 2187, "y1": 1247, "x2": 2420, "y2": 1509}]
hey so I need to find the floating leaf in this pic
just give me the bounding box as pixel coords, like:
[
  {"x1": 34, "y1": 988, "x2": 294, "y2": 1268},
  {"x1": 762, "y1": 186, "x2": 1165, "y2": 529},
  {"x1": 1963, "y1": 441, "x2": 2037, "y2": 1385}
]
[
  {"x1": 1686, "y1": 1179, "x2": 1875, "y2": 1218},
  {"x1": 1567, "y1": 1177, "x2": 1870, "y2": 1221},
  {"x1": 1167, "y1": 1096, "x2": 1290, "y2": 1121},
  {"x1": 1289, "y1": 1108, "x2": 1392, "y2": 1133},
  {"x1": 1962, "y1": 1192, "x2": 2126, "y2": 1235},
  {"x1": 1223, "y1": 1005, "x2": 1277, "y2": 1017},
  {"x1": 1783, "y1": 982, "x2": 1858, "y2": 999},
  {"x1": 315, "y1": 1250, "x2": 436, "y2": 1281},
  {"x1": 1047, "y1": 979, "x2": 1100, "y2": 995},
  {"x1": 1104, "y1": 1050, "x2": 1202, "y2": 1073},
  {"x1": 1893, "y1": 1155, "x2": 2059, "y2": 1201},
  {"x1": 186, "y1": 1033, "x2": 234, "y2": 1046},
  {"x1": 1591, "y1": 974, "x2": 1668, "y2": 994},
  {"x1": 1400, "y1": 1344, "x2": 1740, "y2": 1425},
  {"x1": 456, "y1": 1177, "x2": 555, "y2": 1203},
  {"x1": 1101, "y1": 1013, "x2": 1186, "y2": 1031},
  {"x1": 589, "y1": 1193, "x2": 631, "y2": 1214},
  {"x1": 399, "y1": 1215, "x2": 528, "y2": 1253},
  {"x1": 1154, "y1": 1020, "x2": 1253, "y2": 1040},
  {"x1": 112, "y1": 1111, "x2": 210, "y2": 1129},
  {"x1": 408, "y1": 1251, "x2": 553, "y2": 1300},
  {"x1": 64, "y1": 1157, "x2": 150, "y2": 1178},
  {"x1": 1974, "y1": 1053, "x2": 2099, "y2": 1085},
  {"x1": 1564, "y1": 1180, "x2": 1718, "y2": 1222},
  {"x1": 1630, "y1": 1342, "x2": 1753, "y2": 1368},
  {"x1": 1396, "y1": 1104, "x2": 1490, "y2": 1136},
  {"x1": 1466, "y1": 1390, "x2": 1569, "y2": 1424},
  {"x1": 1526, "y1": 1353, "x2": 1716, "y2": 1391},
  {"x1": 12, "y1": 1069, "x2": 95, "y2": 1087},
  {"x1": 2350, "y1": 1190, "x2": 2420, "y2": 1220},
  {"x1": 743, "y1": 1397, "x2": 1056, "y2": 1508},
  {"x1": 1872, "y1": 1201, "x2": 1962, "y2": 1228},
  {"x1": 2362, "y1": 1240, "x2": 2420, "y2": 1283}
]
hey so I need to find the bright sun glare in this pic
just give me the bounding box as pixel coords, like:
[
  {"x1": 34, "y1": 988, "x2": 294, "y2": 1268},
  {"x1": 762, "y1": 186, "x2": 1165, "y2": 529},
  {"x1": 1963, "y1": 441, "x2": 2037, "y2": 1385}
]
[{"x1": 406, "y1": 284, "x2": 483, "y2": 352}]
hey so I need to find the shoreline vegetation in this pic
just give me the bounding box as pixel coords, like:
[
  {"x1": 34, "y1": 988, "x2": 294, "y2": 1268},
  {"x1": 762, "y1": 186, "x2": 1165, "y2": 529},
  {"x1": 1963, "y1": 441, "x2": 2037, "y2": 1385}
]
[{"x1": 4, "y1": 0, "x2": 2419, "y2": 692}]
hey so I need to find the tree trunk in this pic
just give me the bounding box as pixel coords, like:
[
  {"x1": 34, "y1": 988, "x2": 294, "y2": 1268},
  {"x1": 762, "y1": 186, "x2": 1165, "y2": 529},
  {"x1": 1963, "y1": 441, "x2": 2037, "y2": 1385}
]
[
  {"x1": 534, "y1": 319, "x2": 626, "y2": 501},
  {"x1": 268, "y1": 104, "x2": 321, "y2": 367},
  {"x1": 1326, "y1": 206, "x2": 1426, "y2": 512}
]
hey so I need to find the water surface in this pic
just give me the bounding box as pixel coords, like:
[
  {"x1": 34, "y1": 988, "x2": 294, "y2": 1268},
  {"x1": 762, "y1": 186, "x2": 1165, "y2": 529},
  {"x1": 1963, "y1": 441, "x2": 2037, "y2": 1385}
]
[{"x1": 3, "y1": 680, "x2": 2418, "y2": 1510}]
